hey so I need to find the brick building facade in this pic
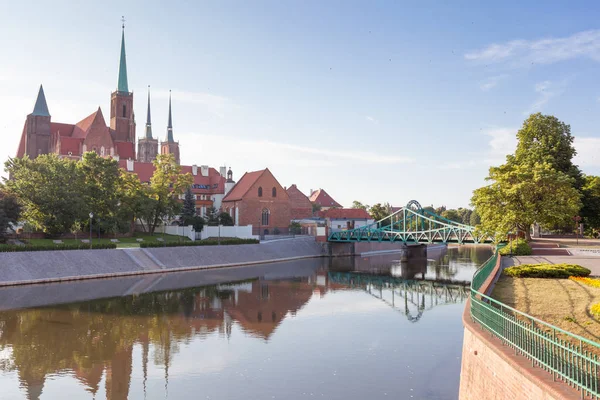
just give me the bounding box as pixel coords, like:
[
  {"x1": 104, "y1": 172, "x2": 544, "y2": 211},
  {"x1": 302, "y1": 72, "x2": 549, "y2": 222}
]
[
  {"x1": 222, "y1": 169, "x2": 291, "y2": 235},
  {"x1": 286, "y1": 184, "x2": 313, "y2": 219}
]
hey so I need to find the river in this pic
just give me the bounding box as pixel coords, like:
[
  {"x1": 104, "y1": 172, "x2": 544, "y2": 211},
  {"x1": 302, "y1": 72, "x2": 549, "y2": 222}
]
[{"x1": 0, "y1": 245, "x2": 492, "y2": 400}]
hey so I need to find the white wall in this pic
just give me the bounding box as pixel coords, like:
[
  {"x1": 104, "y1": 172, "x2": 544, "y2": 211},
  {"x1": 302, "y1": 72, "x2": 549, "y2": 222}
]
[
  {"x1": 199, "y1": 225, "x2": 257, "y2": 240},
  {"x1": 164, "y1": 225, "x2": 196, "y2": 241}
]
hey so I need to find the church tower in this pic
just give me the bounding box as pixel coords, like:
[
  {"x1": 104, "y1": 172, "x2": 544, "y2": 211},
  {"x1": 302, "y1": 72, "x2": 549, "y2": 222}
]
[
  {"x1": 137, "y1": 86, "x2": 159, "y2": 163},
  {"x1": 110, "y1": 22, "x2": 136, "y2": 155},
  {"x1": 160, "y1": 91, "x2": 180, "y2": 164},
  {"x1": 24, "y1": 85, "x2": 52, "y2": 158}
]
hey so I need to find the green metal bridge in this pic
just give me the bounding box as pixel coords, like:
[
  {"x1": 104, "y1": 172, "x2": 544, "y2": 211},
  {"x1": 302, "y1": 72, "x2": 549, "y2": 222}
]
[
  {"x1": 328, "y1": 271, "x2": 469, "y2": 323},
  {"x1": 328, "y1": 200, "x2": 494, "y2": 244}
]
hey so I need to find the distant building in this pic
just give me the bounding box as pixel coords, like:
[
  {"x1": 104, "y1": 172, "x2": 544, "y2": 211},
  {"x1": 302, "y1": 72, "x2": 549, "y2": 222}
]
[
  {"x1": 309, "y1": 188, "x2": 342, "y2": 210},
  {"x1": 222, "y1": 168, "x2": 291, "y2": 234},
  {"x1": 319, "y1": 208, "x2": 374, "y2": 231},
  {"x1": 286, "y1": 184, "x2": 313, "y2": 219}
]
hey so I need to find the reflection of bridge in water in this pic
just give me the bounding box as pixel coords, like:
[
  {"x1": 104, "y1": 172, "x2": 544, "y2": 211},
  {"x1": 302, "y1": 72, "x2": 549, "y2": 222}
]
[{"x1": 328, "y1": 271, "x2": 469, "y2": 322}]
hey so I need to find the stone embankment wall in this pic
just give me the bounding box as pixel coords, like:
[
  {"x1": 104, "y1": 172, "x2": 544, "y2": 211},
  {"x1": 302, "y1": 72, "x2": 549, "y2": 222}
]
[
  {"x1": 0, "y1": 237, "x2": 326, "y2": 287},
  {"x1": 459, "y1": 255, "x2": 579, "y2": 400}
]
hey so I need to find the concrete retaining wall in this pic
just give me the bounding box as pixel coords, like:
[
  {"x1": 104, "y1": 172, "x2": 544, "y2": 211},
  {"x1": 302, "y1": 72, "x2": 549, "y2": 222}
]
[{"x1": 0, "y1": 237, "x2": 326, "y2": 287}]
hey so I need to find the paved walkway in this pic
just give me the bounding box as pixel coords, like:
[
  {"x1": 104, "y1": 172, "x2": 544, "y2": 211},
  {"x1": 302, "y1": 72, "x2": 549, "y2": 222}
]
[{"x1": 510, "y1": 254, "x2": 600, "y2": 276}]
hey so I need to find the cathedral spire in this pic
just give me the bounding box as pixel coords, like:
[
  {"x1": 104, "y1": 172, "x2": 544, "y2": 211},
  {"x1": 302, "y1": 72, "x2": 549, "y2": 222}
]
[
  {"x1": 117, "y1": 18, "x2": 129, "y2": 93},
  {"x1": 32, "y1": 84, "x2": 50, "y2": 117},
  {"x1": 166, "y1": 90, "x2": 174, "y2": 142},
  {"x1": 145, "y1": 86, "x2": 152, "y2": 138}
]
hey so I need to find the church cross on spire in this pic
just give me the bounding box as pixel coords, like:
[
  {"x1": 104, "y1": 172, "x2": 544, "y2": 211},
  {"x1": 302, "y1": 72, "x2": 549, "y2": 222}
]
[{"x1": 117, "y1": 17, "x2": 129, "y2": 93}]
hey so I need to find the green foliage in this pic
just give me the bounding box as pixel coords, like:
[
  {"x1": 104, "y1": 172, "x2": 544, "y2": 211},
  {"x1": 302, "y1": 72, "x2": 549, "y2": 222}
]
[
  {"x1": 580, "y1": 175, "x2": 600, "y2": 232},
  {"x1": 369, "y1": 203, "x2": 389, "y2": 221},
  {"x1": 181, "y1": 187, "x2": 196, "y2": 221},
  {"x1": 498, "y1": 238, "x2": 532, "y2": 256},
  {"x1": 206, "y1": 207, "x2": 220, "y2": 226},
  {"x1": 311, "y1": 203, "x2": 322, "y2": 214},
  {"x1": 472, "y1": 160, "x2": 581, "y2": 241},
  {"x1": 0, "y1": 191, "x2": 21, "y2": 241},
  {"x1": 289, "y1": 221, "x2": 302, "y2": 234},
  {"x1": 218, "y1": 212, "x2": 234, "y2": 226},
  {"x1": 0, "y1": 243, "x2": 116, "y2": 252},
  {"x1": 469, "y1": 210, "x2": 481, "y2": 226},
  {"x1": 503, "y1": 263, "x2": 590, "y2": 279},
  {"x1": 352, "y1": 200, "x2": 368, "y2": 210},
  {"x1": 140, "y1": 238, "x2": 258, "y2": 248},
  {"x1": 441, "y1": 209, "x2": 461, "y2": 223},
  {"x1": 184, "y1": 215, "x2": 205, "y2": 231}
]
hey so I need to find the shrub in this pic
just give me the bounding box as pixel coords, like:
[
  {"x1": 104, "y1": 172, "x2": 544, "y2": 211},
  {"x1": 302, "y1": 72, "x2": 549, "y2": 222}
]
[
  {"x1": 0, "y1": 243, "x2": 117, "y2": 252},
  {"x1": 140, "y1": 238, "x2": 259, "y2": 248},
  {"x1": 569, "y1": 276, "x2": 600, "y2": 288},
  {"x1": 498, "y1": 238, "x2": 532, "y2": 256},
  {"x1": 504, "y1": 263, "x2": 590, "y2": 279}
]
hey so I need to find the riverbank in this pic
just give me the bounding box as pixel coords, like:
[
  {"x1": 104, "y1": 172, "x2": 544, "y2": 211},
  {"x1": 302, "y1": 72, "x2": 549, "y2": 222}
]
[{"x1": 0, "y1": 237, "x2": 327, "y2": 287}]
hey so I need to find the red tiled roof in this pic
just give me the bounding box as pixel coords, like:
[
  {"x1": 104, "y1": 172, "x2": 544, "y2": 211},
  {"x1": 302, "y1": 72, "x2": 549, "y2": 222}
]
[
  {"x1": 114, "y1": 141, "x2": 135, "y2": 160},
  {"x1": 222, "y1": 169, "x2": 265, "y2": 202},
  {"x1": 50, "y1": 122, "x2": 75, "y2": 136},
  {"x1": 319, "y1": 208, "x2": 371, "y2": 219},
  {"x1": 309, "y1": 189, "x2": 342, "y2": 208},
  {"x1": 71, "y1": 110, "x2": 99, "y2": 138}
]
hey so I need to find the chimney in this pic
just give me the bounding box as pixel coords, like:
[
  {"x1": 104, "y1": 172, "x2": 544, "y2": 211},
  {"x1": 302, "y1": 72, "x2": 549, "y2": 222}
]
[
  {"x1": 219, "y1": 166, "x2": 226, "y2": 177},
  {"x1": 126, "y1": 158, "x2": 134, "y2": 172},
  {"x1": 201, "y1": 165, "x2": 209, "y2": 177},
  {"x1": 192, "y1": 164, "x2": 198, "y2": 176}
]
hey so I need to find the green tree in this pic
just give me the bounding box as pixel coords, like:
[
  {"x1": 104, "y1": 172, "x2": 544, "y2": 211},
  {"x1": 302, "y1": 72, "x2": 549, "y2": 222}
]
[
  {"x1": 4, "y1": 154, "x2": 85, "y2": 236},
  {"x1": 441, "y1": 209, "x2": 461, "y2": 223},
  {"x1": 117, "y1": 170, "x2": 155, "y2": 233},
  {"x1": 0, "y1": 190, "x2": 21, "y2": 242},
  {"x1": 469, "y1": 209, "x2": 481, "y2": 226},
  {"x1": 580, "y1": 175, "x2": 600, "y2": 232},
  {"x1": 181, "y1": 187, "x2": 196, "y2": 221},
  {"x1": 352, "y1": 200, "x2": 369, "y2": 210},
  {"x1": 311, "y1": 203, "x2": 321, "y2": 215},
  {"x1": 206, "y1": 207, "x2": 220, "y2": 226},
  {"x1": 218, "y1": 212, "x2": 234, "y2": 226},
  {"x1": 472, "y1": 160, "x2": 581, "y2": 241},
  {"x1": 514, "y1": 113, "x2": 582, "y2": 187},
  {"x1": 369, "y1": 203, "x2": 389, "y2": 221},
  {"x1": 140, "y1": 154, "x2": 193, "y2": 234}
]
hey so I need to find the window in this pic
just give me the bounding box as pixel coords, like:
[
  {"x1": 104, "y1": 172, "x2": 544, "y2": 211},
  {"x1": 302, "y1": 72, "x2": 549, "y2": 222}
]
[
  {"x1": 272, "y1": 187, "x2": 276, "y2": 197},
  {"x1": 261, "y1": 208, "x2": 270, "y2": 226},
  {"x1": 258, "y1": 186, "x2": 263, "y2": 197},
  {"x1": 122, "y1": 104, "x2": 127, "y2": 117}
]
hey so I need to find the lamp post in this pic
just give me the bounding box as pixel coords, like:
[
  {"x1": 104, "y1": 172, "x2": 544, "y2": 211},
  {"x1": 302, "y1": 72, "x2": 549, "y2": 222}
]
[
  {"x1": 89, "y1": 212, "x2": 94, "y2": 249},
  {"x1": 508, "y1": 230, "x2": 513, "y2": 257},
  {"x1": 163, "y1": 216, "x2": 167, "y2": 247},
  {"x1": 574, "y1": 215, "x2": 582, "y2": 245}
]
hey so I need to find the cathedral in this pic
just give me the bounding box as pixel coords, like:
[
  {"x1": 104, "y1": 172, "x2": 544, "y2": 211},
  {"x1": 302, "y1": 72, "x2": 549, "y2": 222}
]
[
  {"x1": 16, "y1": 24, "x2": 179, "y2": 164},
  {"x1": 15, "y1": 23, "x2": 233, "y2": 216}
]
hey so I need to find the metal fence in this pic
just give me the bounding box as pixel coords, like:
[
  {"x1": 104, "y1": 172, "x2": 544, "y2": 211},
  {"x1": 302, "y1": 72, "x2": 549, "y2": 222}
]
[{"x1": 470, "y1": 250, "x2": 600, "y2": 398}]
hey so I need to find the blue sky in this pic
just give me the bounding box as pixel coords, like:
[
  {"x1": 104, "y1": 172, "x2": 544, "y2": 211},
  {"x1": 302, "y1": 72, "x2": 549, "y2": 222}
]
[{"x1": 1, "y1": 0, "x2": 600, "y2": 209}]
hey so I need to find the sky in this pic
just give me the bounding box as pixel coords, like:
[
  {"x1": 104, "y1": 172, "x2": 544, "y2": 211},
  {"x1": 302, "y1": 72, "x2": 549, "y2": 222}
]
[{"x1": 1, "y1": 0, "x2": 600, "y2": 209}]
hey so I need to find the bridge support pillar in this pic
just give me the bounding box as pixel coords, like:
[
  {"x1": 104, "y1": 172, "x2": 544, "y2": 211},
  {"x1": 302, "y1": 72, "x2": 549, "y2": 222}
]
[{"x1": 327, "y1": 242, "x2": 427, "y2": 259}]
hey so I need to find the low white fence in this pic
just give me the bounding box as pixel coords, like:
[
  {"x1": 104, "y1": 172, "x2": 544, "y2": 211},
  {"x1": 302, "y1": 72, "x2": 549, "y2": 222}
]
[
  {"x1": 198, "y1": 225, "x2": 256, "y2": 240},
  {"x1": 164, "y1": 225, "x2": 196, "y2": 241}
]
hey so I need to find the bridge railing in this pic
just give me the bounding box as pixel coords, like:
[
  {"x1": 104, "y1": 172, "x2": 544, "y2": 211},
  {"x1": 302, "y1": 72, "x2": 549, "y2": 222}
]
[{"x1": 470, "y1": 248, "x2": 600, "y2": 398}]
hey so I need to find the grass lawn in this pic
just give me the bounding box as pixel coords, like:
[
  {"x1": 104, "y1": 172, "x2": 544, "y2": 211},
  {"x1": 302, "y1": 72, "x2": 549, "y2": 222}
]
[
  {"x1": 492, "y1": 274, "x2": 600, "y2": 346},
  {"x1": 19, "y1": 232, "x2": 190, "y2": 249}
]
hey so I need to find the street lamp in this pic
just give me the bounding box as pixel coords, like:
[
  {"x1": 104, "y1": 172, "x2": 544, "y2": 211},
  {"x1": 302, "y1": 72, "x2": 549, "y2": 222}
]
[
  {"x1": 574, "y1": 215, "x2": 582, "y2": 245},
  {"x1": 89, "y1": 212, "x2": 94, "y2": 249}
]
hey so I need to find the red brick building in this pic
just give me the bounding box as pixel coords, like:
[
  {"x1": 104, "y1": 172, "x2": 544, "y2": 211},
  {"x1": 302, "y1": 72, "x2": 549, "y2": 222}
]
[
  {"x1": 222, "y1": 169, "x2": 291, "y2": 234},
  {"x1": 286, "y1": 184, "x2": 313, "y2": 219},
  {"x1": 309, "y1": 188, "x2": 342, "y2": 210}
]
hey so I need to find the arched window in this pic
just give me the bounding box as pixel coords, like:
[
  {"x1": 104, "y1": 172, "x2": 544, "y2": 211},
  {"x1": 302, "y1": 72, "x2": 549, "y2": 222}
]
[
  {"x1": 122, "y1": 104, "x2": 127, "y2": 117},
  {"x1": 261, "y1": 208, "x2": 270, "y2": 226},
  {"x1": 258, "y1": 187, "x2": 263, "y2": 197},
  {"x1": 272, "y1": 187, "x2": 277, "y2": 197}
]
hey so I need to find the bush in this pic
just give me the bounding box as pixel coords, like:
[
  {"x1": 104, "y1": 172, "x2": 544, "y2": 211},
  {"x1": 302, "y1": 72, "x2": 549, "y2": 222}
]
[
  {"x1": 499, "y1": 238, "x2": 532, "y2": 256},
  {"x1": 504, "y1": 263, "x2": 590, "y2": 279},
  {"x1": 591, "y1": 302, "x2": 600, "y2": 317},
  {"x1": 140, "y1": 238, "x2": 259, "y2": 248},
  {"x1": 0, "y1": 243, "x2": 117, "y2": 252}
]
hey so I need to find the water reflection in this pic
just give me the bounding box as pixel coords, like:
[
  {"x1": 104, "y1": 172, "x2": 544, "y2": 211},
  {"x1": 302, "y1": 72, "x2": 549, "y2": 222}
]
[{"x1": 0, "y1": 245, "x2": 492, "y2": 400}]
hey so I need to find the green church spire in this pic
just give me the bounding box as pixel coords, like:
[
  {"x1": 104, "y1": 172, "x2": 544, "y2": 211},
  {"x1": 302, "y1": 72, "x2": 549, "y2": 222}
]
[
  {"x1": 117, "y1": 20, "x2": 129, "y2": 93},
  {"x1": 166, "y1": 90, "x2": 174, "y2": 142},
  {"x1": 32, "y1": 84, "x2": 50, "y2": 117},
  {"x1": 145, "y1": 86, "x2": 152, "y2": 138}
]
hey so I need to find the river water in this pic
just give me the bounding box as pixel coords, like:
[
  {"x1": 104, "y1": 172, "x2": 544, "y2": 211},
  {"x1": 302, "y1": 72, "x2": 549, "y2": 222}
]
[{"x1": 0, "y1": 245, "x2": 491, "y2": 400}]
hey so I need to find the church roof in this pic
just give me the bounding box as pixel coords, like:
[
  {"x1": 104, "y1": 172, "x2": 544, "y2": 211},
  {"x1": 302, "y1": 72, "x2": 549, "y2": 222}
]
[
  {"x1": 117, "y1": 27, "x2": 129, "y2": 93},
  {"x1": 222, "y1": 169, "x2": 266, "y2": 202},
  {"x1": 72, "y1": 109, "x2": 102, "y2": 138},
  {"x1": 309, "y1": 188, "x2": 342, "y2": 208},
  {"x1": 32, "y1": 85, "x2": 50, "y2": 117},
  {"x1": 114, "y1": 141, "x2": 135, "y2": 160},
  {"x1": 166, "y1": 91, "x2": 174, "y2": 142}
]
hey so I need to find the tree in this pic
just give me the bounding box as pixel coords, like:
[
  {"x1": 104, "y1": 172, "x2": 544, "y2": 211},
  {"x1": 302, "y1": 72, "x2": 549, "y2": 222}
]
[
  {"x1": 117, "y1": 170, "x2": 155, "y2": 233},
  {"x1": 441, "y1": 209, "x2": 461, "y2": 223},
  {"x1": 369, "y1": 203, "x2": 389, "y2": 221},
  {"x1": 218, "y1": 212, "x2": 234, "y2": 226},
  {"x1": 472, "y1": 160, "x2": 581, "y2": 241},
  {"x1": 580, "y1": 175, "x2": 600, "y2": 232},
  {"x1": 140, "y1": 154, "x2": 193, "y2": 234},
  {"x1": 0, "y1": 190, "x2": 21, "y2": 242},
  {"x1": 4, "y1": 154, "x2": 85, "y2": 236},
  {"x1": 352, "y1": 200, "x2": 369, "y2": 210},
  {"x1": 469, "y1": 209, "x2": 481, "y2": 226},
  {"x1": 514, "y1": 113, "x2": 582, "y2": 187},
  {"x1": 206, "y1": 207, "x2": 220, "y2": 226},
  {"x1": 311, "y1": 203, "x2": 321, "y2": 214},
  {"x1": 181, "y1": 187, "x2": 196, "y2": 222}
]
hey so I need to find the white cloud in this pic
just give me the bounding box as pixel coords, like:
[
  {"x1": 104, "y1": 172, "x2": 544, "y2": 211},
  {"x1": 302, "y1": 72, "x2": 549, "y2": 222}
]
[
  {"x1": 479, "y1": 74, "x2": 508, "y2": 91},
  {"x1": 365, "y1": 115, "x2": 379, "y2": 124},
  {"x1": 524, "y1": 80, "x2": 567, "y2": 115},
  {"x1": 465, "y1": 30, "x2": 600, "y2": 67},
  {"x1": 154, "y1": 89, "x2": 233, "y2": 118},
  {"x1": 574, "y1": 137, "x2": 600, "y2": 168}
]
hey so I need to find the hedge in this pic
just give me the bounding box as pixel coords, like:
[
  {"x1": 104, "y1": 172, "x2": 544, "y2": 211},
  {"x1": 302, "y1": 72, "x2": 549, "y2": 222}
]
[
  {"x1": 504, "y1": 263, "x2": 590, "y2": 279},
  {"x1": 498, "y1": 238, "x2": 532, "y2": 256},
  {"x1": 140, "y1": 238, "x2": 259, "y2": 248},
  {"x1": 0, "y1": 243, "x2": 117, "y2": 252}
]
